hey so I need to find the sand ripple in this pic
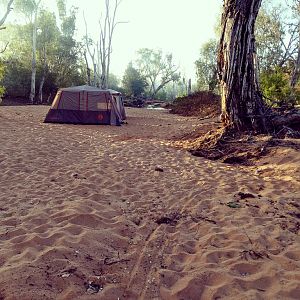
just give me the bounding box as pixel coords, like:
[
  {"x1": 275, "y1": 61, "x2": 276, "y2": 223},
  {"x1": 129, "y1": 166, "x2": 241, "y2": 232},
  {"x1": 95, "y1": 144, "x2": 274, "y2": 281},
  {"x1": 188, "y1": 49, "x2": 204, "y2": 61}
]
[{"x1": 0, "y1": 106, "x2": 299, "y2": 299}]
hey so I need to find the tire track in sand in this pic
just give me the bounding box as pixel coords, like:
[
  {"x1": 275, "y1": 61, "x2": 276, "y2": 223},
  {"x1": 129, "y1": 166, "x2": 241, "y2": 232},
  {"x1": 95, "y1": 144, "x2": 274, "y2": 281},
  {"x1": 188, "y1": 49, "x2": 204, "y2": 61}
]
[{"x1": 125, "y1": 186, "x2": 213, "y2": 299}]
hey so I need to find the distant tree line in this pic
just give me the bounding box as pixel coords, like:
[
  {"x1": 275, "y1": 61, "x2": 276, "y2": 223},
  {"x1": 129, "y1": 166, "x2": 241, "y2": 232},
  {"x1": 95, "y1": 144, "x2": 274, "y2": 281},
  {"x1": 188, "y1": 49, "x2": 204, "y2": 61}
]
[
  {"x1": 0, "y1": 0, "x2": 84, "y2": 103},
  {"x1": 0, "y1": 0, "x2": 189, "y2": 103}
]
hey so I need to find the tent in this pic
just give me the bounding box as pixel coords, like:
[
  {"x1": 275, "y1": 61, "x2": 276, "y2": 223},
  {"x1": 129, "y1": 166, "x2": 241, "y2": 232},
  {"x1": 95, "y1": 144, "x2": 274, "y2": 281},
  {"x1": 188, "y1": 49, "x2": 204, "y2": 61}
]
[{"x1": 44, "y1": 85, "x2": 126, "y2": 125}]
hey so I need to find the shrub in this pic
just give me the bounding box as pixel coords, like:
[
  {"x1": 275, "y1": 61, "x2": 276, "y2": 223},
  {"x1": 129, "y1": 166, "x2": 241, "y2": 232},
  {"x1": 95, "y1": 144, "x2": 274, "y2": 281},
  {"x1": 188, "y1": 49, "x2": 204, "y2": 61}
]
[
  {"x1": 260, "y1": 67, "x2": 300, "y2": 107},
  {"x1": 0, "y1": 62, "x2": 5, "y2": 100}
]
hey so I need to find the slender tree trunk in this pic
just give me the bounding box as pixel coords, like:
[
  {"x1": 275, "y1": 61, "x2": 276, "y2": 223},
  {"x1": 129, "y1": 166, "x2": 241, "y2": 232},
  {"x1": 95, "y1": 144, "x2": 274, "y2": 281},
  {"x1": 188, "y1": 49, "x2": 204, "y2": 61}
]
[
  {"x1": 98, "y1": 0, "x2": 124, "y2": 89},
  {"x1": 290, "y1": 35, "x2": 300, "y2": 88},
  {"x1": 29, "y1": 18, "x2": 37, "y2": 103},
  {"x1": 83, "y1": 51, "x2": 91, "y2": 85},
  {"x1": 218, "y1": 0, "x2": 267, "y2": 132},
  {"x1": 83, "y1": 12, "x2": 97, "y2": 86},
  {"x1": 93, "y1": 63, "x2": 97, "y2": 86},
  {"x1": 188, "y1": 78, "x2": 192, "y2": 95},
  {"x1": 106, "y1": 59, "x2": 110, "y2": 89},
  {"x1": 29, "y1": 1, "x2": 41, "y2": 104},
  {"x1": 38, "y1": 46, "x2": 47, "y2": 103},
  {"x1": 38, "y1": 76, "x2": 45, "y2": 103},
  {"x1": 100, "y1": 59, "x2": 106, "y2": 89}
]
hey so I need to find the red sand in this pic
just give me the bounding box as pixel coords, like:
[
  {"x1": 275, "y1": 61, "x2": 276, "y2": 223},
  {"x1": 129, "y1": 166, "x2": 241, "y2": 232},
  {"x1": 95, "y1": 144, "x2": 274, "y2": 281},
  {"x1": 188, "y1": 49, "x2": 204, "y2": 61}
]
[{"x1": 0, "y1": 106, "x2": 299, "y2": 299}]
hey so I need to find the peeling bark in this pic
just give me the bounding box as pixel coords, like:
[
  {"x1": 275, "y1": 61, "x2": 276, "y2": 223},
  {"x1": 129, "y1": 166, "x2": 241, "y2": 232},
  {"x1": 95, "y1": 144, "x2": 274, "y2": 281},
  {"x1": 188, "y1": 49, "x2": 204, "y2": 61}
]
[{"x1": 218, "y1": 0, "x2": 268, "y2": 132}]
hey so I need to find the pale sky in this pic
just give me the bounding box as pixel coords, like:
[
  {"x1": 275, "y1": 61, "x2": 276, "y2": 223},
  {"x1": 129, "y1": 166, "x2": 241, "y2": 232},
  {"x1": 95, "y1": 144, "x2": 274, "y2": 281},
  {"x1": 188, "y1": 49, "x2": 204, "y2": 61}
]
[{"x1": 67, "y1": 0, "x2": 222, "y2": 82}]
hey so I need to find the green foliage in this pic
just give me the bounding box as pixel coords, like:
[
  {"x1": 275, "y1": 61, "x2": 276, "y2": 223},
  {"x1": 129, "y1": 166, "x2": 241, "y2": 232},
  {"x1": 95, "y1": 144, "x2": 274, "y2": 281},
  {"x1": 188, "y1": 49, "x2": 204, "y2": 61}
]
[
  {"x1": 53, "y1": 4, "x2": 83, "y2": 88},
  {"x1": 56, "y1": 0, "x2": 66, "y2": 19},
  {"x1": 1, "y1": 57, "x2": 31, "y2": 97},
  {"x1": 0, "y1": 3, "x2": 84, "y2": 100},
  {"x1": 195, "y1": 39, "x2": 218, "y2": 92},
  {"x1": 255, "y1": 1, "x2": 300, "y2": 107},
  {"x1": 176, "y1": 79, "x2": 188, "y2": 98},
  {"x1": 135, "y1": 48, "x2": 180, "y2": 98},
  {"x1": 14, "y1": 0, "x2": 40, "y2": 20},
  {"x1": 60, "y1": 6, "x2": 77, "y2": 38},
  {"x1": 260, "y1": 67, "x2": 300, "y2": 107},
  {"x1": 37, "y1": 10, "x2": 59, "y2": 46},
  {"x1": 155, "y1": 89, "x2": 167, "y2": 101},
  {"x1": 108, "y1": 73, "x2": 121, "y2": 91},
  {"x1": 255, "y1": 7, "x2": 285, "y2": 72},
  {"x1": 0, "y1": 62, "x2": 5, "y2": 98},
  {"x1": 122, "y1": 62, "x2": 147, "y2": 97}
]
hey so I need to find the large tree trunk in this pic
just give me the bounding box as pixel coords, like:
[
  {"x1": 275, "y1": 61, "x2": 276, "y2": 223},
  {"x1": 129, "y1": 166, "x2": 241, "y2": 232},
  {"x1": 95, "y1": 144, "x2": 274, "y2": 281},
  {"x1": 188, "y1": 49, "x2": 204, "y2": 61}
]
[{"x1": 218, "y1": 0, "x2": 267, "y2": 132}]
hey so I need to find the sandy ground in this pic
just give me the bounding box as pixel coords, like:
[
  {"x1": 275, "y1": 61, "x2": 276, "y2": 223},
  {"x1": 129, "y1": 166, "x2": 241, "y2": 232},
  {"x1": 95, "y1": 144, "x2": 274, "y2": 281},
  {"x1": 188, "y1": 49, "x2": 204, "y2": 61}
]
[{"x1": 0, "y1": 106, "x2": 299, "y2": 300}]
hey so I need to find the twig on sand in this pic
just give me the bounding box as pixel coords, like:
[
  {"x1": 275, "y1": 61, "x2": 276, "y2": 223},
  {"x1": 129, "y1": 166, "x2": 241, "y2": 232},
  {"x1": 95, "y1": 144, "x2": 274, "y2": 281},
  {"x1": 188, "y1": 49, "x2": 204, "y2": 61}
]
[
  {"x1": 191, "y1": 215, "x2": 217, "y2": 224},
  {"x1": 242, "y1": 227, "x2": 253, "y2": 245},
  {"x1": 104, "y1": 258, "x2": 130, "y2": 266},
  {"x1": 240, "y1": 249, "x2": 270, "y2": 260}
]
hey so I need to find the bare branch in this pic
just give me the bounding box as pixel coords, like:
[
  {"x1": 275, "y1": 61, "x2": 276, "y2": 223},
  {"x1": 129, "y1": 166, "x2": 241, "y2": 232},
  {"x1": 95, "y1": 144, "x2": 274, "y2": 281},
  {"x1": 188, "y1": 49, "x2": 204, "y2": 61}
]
[
  {"x1": 0, "y1": 0, "x2": 14, "y2": 27},
  {"x1": 97, "y1": 0, "x2": 125, "y2": 88},
  {"x1": 83, "y1": 12, "x2": 96, "y2": 62},
  {"x1": 0, "y1": 41, "x2": 9, "y2": 53}
]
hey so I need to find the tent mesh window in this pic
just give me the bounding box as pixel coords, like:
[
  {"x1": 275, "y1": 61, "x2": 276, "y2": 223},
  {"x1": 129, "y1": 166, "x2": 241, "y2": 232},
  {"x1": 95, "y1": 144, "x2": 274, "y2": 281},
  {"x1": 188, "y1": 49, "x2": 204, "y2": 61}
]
[{"x1": 86, "y1": 92, "x2": 110, "y2": 111}]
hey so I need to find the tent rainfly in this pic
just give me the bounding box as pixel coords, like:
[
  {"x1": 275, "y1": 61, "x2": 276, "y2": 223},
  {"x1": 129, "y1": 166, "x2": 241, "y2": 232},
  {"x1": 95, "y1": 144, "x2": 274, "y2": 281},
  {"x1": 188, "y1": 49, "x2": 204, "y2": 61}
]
[{"x1": 44, "y1": 85, "x2": 126, "y2": 125}]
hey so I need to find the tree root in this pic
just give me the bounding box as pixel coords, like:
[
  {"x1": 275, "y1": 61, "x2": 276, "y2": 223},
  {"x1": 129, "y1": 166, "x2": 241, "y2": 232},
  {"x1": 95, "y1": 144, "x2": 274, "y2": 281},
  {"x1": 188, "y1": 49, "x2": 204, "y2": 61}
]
[
  {"x1": 172, "y1": 108, "x2": 300, "y2": 165},
  {"x1": 189, "y1": 124, "x2": 300, "y2": 165}
]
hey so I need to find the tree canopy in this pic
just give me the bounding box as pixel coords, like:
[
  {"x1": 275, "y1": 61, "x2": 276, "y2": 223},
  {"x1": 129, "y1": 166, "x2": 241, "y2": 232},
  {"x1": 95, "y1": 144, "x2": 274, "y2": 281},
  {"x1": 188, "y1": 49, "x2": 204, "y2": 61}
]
[
  {"x1": 0, "y1": 0, "x2": 85, "y2": 101},
  {"x1": 195, "y1": 39, "x2": 218, "y2": 92},
  {"x1": 122, "y1": 62, "x2": 147, "y2": 97},
  {"x1": 136, "y1": 48, "x2": 180, "y2": 98},
  {"x1": 0, "y1": 0, "x2": 299, "y2": 106}
]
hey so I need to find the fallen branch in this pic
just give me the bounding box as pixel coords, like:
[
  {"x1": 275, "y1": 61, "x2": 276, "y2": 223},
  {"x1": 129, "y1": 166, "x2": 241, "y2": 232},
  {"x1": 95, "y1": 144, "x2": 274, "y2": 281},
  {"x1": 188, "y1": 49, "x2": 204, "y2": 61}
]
[{"x1": 103, "y1": 257, "x2": 130, "y2": 266}]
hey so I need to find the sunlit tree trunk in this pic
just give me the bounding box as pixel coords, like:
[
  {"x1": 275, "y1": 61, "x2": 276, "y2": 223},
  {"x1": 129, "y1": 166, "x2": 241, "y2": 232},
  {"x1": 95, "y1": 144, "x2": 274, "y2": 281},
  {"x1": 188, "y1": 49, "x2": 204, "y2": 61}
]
[
  {"x1": 291, "y1": 0, "x2": 300, "y2": 89},
  {"x1": 29, "y1": 0, "x2": 41, "y2": 104},
  {"x1": 83, "y1": 51, "x2": 91, "y2": 85},
  {"x1": 291, "y1": 46, "x2": 300, "y2": 88},
  {"x1": 290, "y1": 9, "x2": 300, "y2": 89},
  {"x1": 218, "y1": 0, "x2": 268, "y2": 132},
  {"x1": 38, "y1": 45, "x2": 47, "y2": 103}
]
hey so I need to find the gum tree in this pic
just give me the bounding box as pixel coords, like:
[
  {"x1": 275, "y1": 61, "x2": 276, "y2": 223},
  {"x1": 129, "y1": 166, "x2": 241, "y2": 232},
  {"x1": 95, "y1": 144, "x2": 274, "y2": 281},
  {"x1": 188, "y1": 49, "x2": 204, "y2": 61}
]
[
  {"x1": 15, "y1": 0, "x2": 42, "y2": 103},
  {"x1": 218, "y1": 0, "x2": 267, "y2": 132},
  {"x1": 136, "y1": 48, "x2": 180, "y2": 99}
]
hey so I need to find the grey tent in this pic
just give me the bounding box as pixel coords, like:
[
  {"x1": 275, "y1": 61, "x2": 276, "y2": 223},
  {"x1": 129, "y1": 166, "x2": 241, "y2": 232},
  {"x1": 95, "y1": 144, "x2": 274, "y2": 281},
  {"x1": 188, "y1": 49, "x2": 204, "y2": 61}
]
[{"x1": 44, "y1": 85, "x2": 126, "y2": 125}]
